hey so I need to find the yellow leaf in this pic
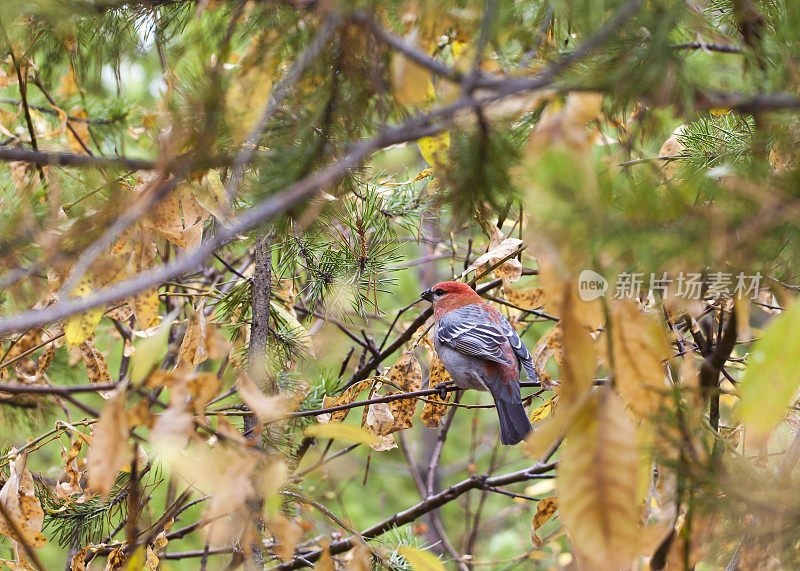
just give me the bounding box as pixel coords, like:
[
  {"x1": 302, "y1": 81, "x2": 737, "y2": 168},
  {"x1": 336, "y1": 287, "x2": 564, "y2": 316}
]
[
  {"x1": 557, "y1": 388, "x2": 639, "y2": 569},
  {"x1": 529, "y1": 395, "x2": 555, "y2": 423},
  {"x1": 397, "y1": 545, "x2": 444, "y2": 571},
  {"x1": 303, "y1": 422, "x2": 381, "y2": 446},
  {"x1": 130, "y1": 288, "x2": 160, "y2": 331},
  {"x1": 193, "y1": 170, "x2": 231, "y2": 222},
  {"x1": 503, "y1": 285, "x2": 546, "y2": 311},
  {"x1": 87, "y1": 391, "x2": 131, "y2": 496},
  {"x1": 63, "y1": 278, "x2": 104, "y2": 346},
  {"x1": 531, "y1": 497, "x2": 558, "y2": 548},
  {"x1": 738, "y1": 301, "x2": 800, "y2": 436},
  {"x1": 606, "y1": 300, "x2": 670, "y2": 421},
  {"x1": 418, "y1": 132, "x2": 450, "y2": 168},
  {"x1": 560, "y1": 290, "x2": 597, "y2": 406},
  {"x1": 391, "y1": 29, "x2": 432, "y2": 107}
]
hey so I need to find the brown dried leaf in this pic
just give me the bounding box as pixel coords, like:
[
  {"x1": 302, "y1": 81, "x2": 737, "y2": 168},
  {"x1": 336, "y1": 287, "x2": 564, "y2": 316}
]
[
  {"x1": 79, "y1": 340, "x2": 114, "y2": 399},
  {"x1": 87, "y1": 391, "x2": 131, "y2": 495},
  {"x1": 318, "y1": 379, "x2": 373, "y2": 423},
  {"x1": 175, "y1": 302, "x2": 208, "y2": 374},
  {"x1": 142, "y1": 190, "x2": 186, "y2": 248},
  {"x1": 268, "y1": 513, "x2": 303, "y2": 562},
  {"x1": 66, "y1": 108, "x2": 90, "y2": 154},
  {"x1": 531, "y1": 497, "x2": 558, "y2": 547},
  {"x1": 421, "y1": 355, "x2": 453, "y2": 429},
  {"x1": 386, "y1": 351, "x2": 422, "y2": 432},
  {"x1": 0, "y1": 451, "x2": 46, "y2": 551},
  {"x1": 503, "y1": 285, "x2": 545, "y2": 311}
]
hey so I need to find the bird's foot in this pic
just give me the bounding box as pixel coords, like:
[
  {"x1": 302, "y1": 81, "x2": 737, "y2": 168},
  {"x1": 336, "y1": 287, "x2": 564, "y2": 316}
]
[{"x1": 433, "y1": 381, "x2": 453, "y2": 400}]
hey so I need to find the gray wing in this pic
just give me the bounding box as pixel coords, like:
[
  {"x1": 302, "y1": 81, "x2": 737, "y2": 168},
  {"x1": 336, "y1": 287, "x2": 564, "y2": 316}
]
[
  {"x1": 499, "y1": 318, "x2": 539, "y2": 383},
  {"x1": 436, "y1": 305, "x2": 513, "y2": 365}
]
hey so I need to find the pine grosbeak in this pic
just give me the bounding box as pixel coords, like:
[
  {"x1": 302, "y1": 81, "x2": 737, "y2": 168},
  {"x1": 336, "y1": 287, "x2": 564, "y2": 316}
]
[{"x1": 421, "y1": 281, "x2": 536, "y2": 445}]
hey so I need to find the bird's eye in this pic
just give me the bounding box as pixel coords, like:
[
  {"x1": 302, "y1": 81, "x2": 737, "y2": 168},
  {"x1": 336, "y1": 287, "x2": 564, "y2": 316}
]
[{"x1": 433, "y1": 289, "x2": 445, "y2": 296}]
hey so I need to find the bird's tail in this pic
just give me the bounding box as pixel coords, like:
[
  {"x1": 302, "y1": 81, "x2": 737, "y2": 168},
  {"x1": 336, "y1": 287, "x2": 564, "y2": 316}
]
[{"x1": 493, "y1": 396, "x2": 533, "y2": 446}]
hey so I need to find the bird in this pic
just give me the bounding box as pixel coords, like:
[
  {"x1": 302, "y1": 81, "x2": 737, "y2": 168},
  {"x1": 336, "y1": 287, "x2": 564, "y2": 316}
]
[{"x1": 421, "y1": 281, "x2": 536, "y2": 445}]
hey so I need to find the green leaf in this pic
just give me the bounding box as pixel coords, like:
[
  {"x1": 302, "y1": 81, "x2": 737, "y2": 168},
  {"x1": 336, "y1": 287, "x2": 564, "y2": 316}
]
[{"x1": 738, "y1": 302, "x2": 800, "y2": 436}]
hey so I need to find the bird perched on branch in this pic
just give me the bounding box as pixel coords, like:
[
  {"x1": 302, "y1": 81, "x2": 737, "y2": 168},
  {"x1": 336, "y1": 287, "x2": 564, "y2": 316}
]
[{"x1": 421, "y1": 281, "x2": 536, "y2": 445}]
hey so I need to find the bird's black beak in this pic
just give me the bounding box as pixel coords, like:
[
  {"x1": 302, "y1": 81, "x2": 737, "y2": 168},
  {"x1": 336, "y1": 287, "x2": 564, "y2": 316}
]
[{"x1": 420, "y1": 288, "x2": 434, "y2": 302}]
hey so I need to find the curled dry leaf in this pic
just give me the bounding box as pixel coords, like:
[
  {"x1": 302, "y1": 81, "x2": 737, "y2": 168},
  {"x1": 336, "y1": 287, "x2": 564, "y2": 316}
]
[
  {"x1": 56, "y1": 439, "x2": 85, "y2": 500},
  {"x1": 557, "y1": 388, "x2": 639, "y2": 570},
  {"x1": 0, "y1": 451, "x2": 46, "y2": 551},
  {"x1": 317, "y1": 379, "x2": 373, "y2": 423},
  {"x1": 530, "y1": 325, "x2": 564, "y2": 390},
  {"x1": 531, "y1": 496, "x2": 559, "y2": 548},
  {"x1": 87, "y1": 390, "x2": 131, "y2": 496},
  {"x1": 363, "y1": 401, "x2": 398, "y2": 451},
  {"x1": 79, "y1": 340, "x2": 114, "y2": 398},
  {"x1": 385, "y1": 350, "x2": 423, "y2": 432},
  {"x1": 421, "y1": 355, "x2": 453, "y2": 429},
  {"x1": 463, "y1": 231, "x2": 524, "y2": 285}
]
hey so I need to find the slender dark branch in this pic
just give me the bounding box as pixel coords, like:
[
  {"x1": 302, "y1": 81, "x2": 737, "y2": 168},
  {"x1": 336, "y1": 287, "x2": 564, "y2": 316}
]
[
  {"x1": 272, "y1": 460, "x2": 559, "y2": 569},
  {"x1": 672, "y1": 41, "x2": 743, "y2": 54},
  {"x1": 0, "y1": 146, "x2": 155, "y2": 170}
]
